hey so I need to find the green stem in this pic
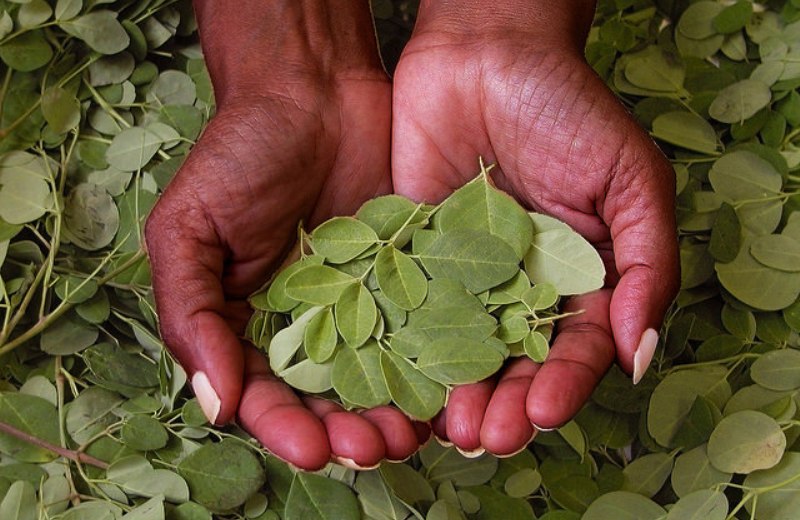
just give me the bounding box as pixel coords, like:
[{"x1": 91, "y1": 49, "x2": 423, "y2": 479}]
[
  {"x1": 0, "y1": 67, "x2": 12, "y2": 121},
  {"x1": 0, "y1": 250, "x2": 146, "y2": 356},
  {"x1": 0, "y1": 260, "x2": 49, "y2": 347}
]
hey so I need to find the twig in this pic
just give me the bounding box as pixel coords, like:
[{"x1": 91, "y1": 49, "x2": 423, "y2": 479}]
[{"x1": 0, "y1": 420, "x2": 108, "y2": 469}]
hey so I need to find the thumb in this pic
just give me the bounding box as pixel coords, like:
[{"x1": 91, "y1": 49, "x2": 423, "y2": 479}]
[
  {"x1": 145, "y1": 196, "x2": 244, "y2": 425},
  {"x1": 605, "y1": 141, "x2": 680, "y2": 383}
]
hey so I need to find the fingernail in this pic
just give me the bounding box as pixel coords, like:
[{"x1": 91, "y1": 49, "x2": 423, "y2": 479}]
[
  {"x1": 495, "y1": 430, "x2": 538, "y2": 459},
  {"x1": 531, "y1": 423, "x2": 556, "y2": 432},
  {"x1": 333, "y1": 456, "x2": 379, "y2": 471},
  {"x1": 456, "y1": 446, "x2": 486, "y2": 458},
  {"x1": 192, "y1": 372, "x2": 221, "y2": 425},
  {"x1": 433, "y1": 434, "x2": 454, "y2": 448},
  {"x1": 633, "y1": 328, "x2": 659, "y2": 385}
]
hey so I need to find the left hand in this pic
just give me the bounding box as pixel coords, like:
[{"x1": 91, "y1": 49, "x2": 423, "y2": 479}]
[{"x1": 391, "y1": 1, "x2": 679, "y2": 455}]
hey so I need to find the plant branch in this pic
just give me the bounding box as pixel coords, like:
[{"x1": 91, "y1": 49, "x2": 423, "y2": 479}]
[{"x1": 0, "y1": 420, "x2": 108, "y2": 469}]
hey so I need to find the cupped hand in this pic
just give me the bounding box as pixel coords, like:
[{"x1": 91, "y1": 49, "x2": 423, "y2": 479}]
[
  {"x1": 392, "y1": 9, "x2": 679, "y2": 456},
  {"x1": 145, "y1": 1, "x2": 425, "y2": 470}
]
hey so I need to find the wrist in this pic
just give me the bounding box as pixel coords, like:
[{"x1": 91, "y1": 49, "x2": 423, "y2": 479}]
[
  {"x1": 414, "y1": 0, "x2": 596, "y2": 51},
  {"x1": 193, "y1": 0, "x2": 384, "y2": 104}
]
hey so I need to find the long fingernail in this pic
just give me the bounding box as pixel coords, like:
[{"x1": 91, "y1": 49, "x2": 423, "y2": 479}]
[
  {"x1": 633, "y1": 328, "x2": 659, "y2": 385},
  {"x1": 192, "y1": 371, "x2": 221, "y2": 425},
  {"x1": 333, "y1": 456, "x2": 380, "y2": 471},
  {"x1": 495, "y1": 430, "x2": 538, "y2": 459},
  {"x1": 456, "y1": 446, "x2": 486, "y2": 458}
]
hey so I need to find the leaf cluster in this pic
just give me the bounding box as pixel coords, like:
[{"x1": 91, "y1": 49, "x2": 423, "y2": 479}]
[{"x1": 247, "y1": 165, "x2": 604, "y2": 421}]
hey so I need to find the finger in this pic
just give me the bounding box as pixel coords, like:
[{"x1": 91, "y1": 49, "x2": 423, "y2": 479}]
[
  {"x1": 145, "y1": 193, "x2": 242, "y2": 425},
  {"x1": 603, "y1": 138, "x2": 680, "y2": 377},
  {"x1": 237, "y1": 347, "x2": 330, "y2": 470},
  {"x1": 360, "y1": 407, "x2": 423, "y2": 462},
  {"x1": 303, "y1": 398, "x2": 386, "y2": 469},
  {"x1": 480, "y1": 358, "x2": 538, "y2": 456},
  {"x1": 431, "y1": 410, "x2": 449, "y2": 444},
  {"x1": 444, "y1": 379, "x2": 495, "y2": 453},
  {"x1": 527, "y1": 290, "x2": 615, "y2": 430}
]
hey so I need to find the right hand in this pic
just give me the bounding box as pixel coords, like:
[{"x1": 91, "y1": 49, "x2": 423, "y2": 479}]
[{"x1": 145, "y1": 1, "x2": 426, "y2": 470}]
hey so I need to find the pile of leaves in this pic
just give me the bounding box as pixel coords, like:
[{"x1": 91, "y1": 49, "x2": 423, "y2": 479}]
[
  {"x1": 247, "y1": 168, "x2": 604, "y2": 421},
  {"x1": 0, "y1": 0, "x2": 799, "y2": 519}
]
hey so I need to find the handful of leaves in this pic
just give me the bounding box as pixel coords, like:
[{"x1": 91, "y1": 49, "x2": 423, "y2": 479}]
[{"x1": 247, "y1": 163, "x2": 605, "y2": 420}]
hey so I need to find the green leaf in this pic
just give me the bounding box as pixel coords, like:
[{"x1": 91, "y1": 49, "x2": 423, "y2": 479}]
[
  {"x1": 40, "y1": 310, "x2": 98, "y2": 355},
  {"x1": 120, "y1": 496, "x2": 165, "y2": 520},
  {"x1": 177, "y1": 440, "x2": 265, "y2": 512},
  {"x1": 749, "y1": 349, "x2": 800, "y2": 391},
  {"x1": 623, "y1": 45, "x2": 685, "y2": 92},
  {"x1": 107, "y1": 455, "x2": 189, "y2": 503},
  {"x1": 332, "y1": 342, "x2": 390, "y2": 408},
  {"x1": 420, "y1": 442, "x2": 499, "y2": 486},
  {"x1": 743, "y1": 452, "x2": 800, "y2": 519},
  {"x1": 522, "y1": 283, "x2": 558, "y2": 311},
  {"x1": 63, "y1": 183, "x2": 120, "y2": 250},
  {"x1": 707, "y1": 410, "x2": 785, "y2": 474},
  {"x1": 419, "y1": 229, "x2": 519, "y2": 293},
  {"x1": 672, "y1": 395, "x2": 721, "y2": 450},
  {"x1": 652, "y1": 111, "x2": 718, "y2": 154},
  {"x1": 66, "y1": 387, "x2": 123, "y2": 444},
  {"x1": 716, "y1": 239, "x2": 800, "y2": 311},
  {"x1": 335, "y1": 283, "x2": 377, "y2": 348},
  {"x1": 465, "y1": 485, "x2": 534, "y2": 520},
  {"x1": 621, "y1": 453, "x2": 673, "y2": 497},
  {"x1": 285, "y1": 473, "x2": 360, "y2": 520},
  {"x1": 60, "y1": 10, "x2": 130, "y2": 54},
  {"x1": 285, "y1": 265, "x2": 356, "y2": 305},
  {"x1": 356, "y1": 195, "x2": 424, "y2": 240},
  {"x1": 0, "y1": 393, "x2": 60, "y2": 463},
  {"x1": 750, "y1": 234, "x2": 800, "y2": 272},
  {"x1": 665, "y1": 489, "x2": 728, "y2": 520},
  {"x1": 268, "y1": 305, "x2": 323, "y2": 372},
  {"x1": 671, "y1": 445, "x2": 732, "y2": 498},
  {"x1": 106, "y1": 127, "x2": 162, "y2": 171},
  {"x1": 581, "y1": 491, "x2": 666, "y2": 520},
  {"x1": 647, "y1": 367, "x2": 731, "y2": 448},
  {"x1": 380, "y1": 350, "x2": 445, "y2": 421},
  {"x1": 437, "y1": 172, "x2": 534, "y2": 259},
  {"x1": 375, "y1": 245, "x2": 428, "y2": 310},
  {"x1": 121, "y1": 415, "x2": 169, "y2": 451},
  {"x1": 0, "y1": 30, "x2": 53, "y2": 71},
  {"x1": 310, "y1": 217, "x2": 379, "y2": 264},
  {"x1": 0, "y1": 151, "x2": 53, "y2": 224},
  {"x1": 708, "y1": 79, "x2": 772, "y2": 123},
  {"x1": 279, "y1": 358, "x2": 333, "y2": 394},
  {"x1": 417, "y1": 337, "x2": 504, "y2": 385},
  {"x1": 504, "y1": 468, "x2": 542, "y2": 498},
  {"x1": 678, "y1": 1, "x2": 724, "y2": 39},
  {"x1": 41, "y1": 86, "x2": 80, "y2": 133},
  {"x1": 0, "y1": 480, "x2": 36, "y2": 520},
  {"x1": 147, "y1": 70, "x2": 197, "y2": 106},
  {"x1": 355, "y1": 470, "x2": 413, "y2": 520},
  {"x1": 524, "y1": 214, "x2": 605, "y2": 295},
  {"x1": 709, "y1": 151, "x2": 783, "y2": 202},
  {"x1": 713, "y1": 1, "x2": 751, "y2": 34},
  {"x1": 259, "y1": 255, "x2": 324, "y2": 312},
  {"x1": 708, "y1": 203, "x2": 740, "y2": 263},
  {"x1": 55, "y1": 0, "x2": 83, "y2": 21},
  {"x1": 304, "y1": 307, "x2": 338, "y2": 363},
  {"x1": 523, "y1": 330, "x2": 550, "y2": 363}
]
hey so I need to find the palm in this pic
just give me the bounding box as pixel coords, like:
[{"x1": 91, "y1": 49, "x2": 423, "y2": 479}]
[
  {"x1": 148, "y1": 78, "x2": 424, "y2": 469},
  {"x1": 392, "y1": 35, "x2": 678, "y2": 454}
]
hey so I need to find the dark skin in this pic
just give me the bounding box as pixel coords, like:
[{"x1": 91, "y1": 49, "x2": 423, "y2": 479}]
[{"x1": 145, "y1": 0, "x2": 679, "y2": 469}]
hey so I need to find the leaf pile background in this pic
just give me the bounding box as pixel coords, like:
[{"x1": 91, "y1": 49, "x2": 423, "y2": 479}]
[{"x1": 0, "y1": 0, "x2": 799, "y2": 519}]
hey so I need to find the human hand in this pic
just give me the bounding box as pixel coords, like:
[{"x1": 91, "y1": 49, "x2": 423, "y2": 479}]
[
  {"x1": 145, "y1": 0, "x2": 425, "y2": 470},
  {"x1": 392, "y1": 1, "x2": 679, "y2": 455}
]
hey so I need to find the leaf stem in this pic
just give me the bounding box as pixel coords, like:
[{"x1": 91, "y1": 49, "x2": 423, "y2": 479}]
[
  {"x1": 0, "y1": 249, "x2": 146, "y2": 356},
  {"x1": 0, "y1": 67, "x2": 12, "y2": 121},
  {"x1": 0, "y1": 420, "x2": 108, "y2": 469}
]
